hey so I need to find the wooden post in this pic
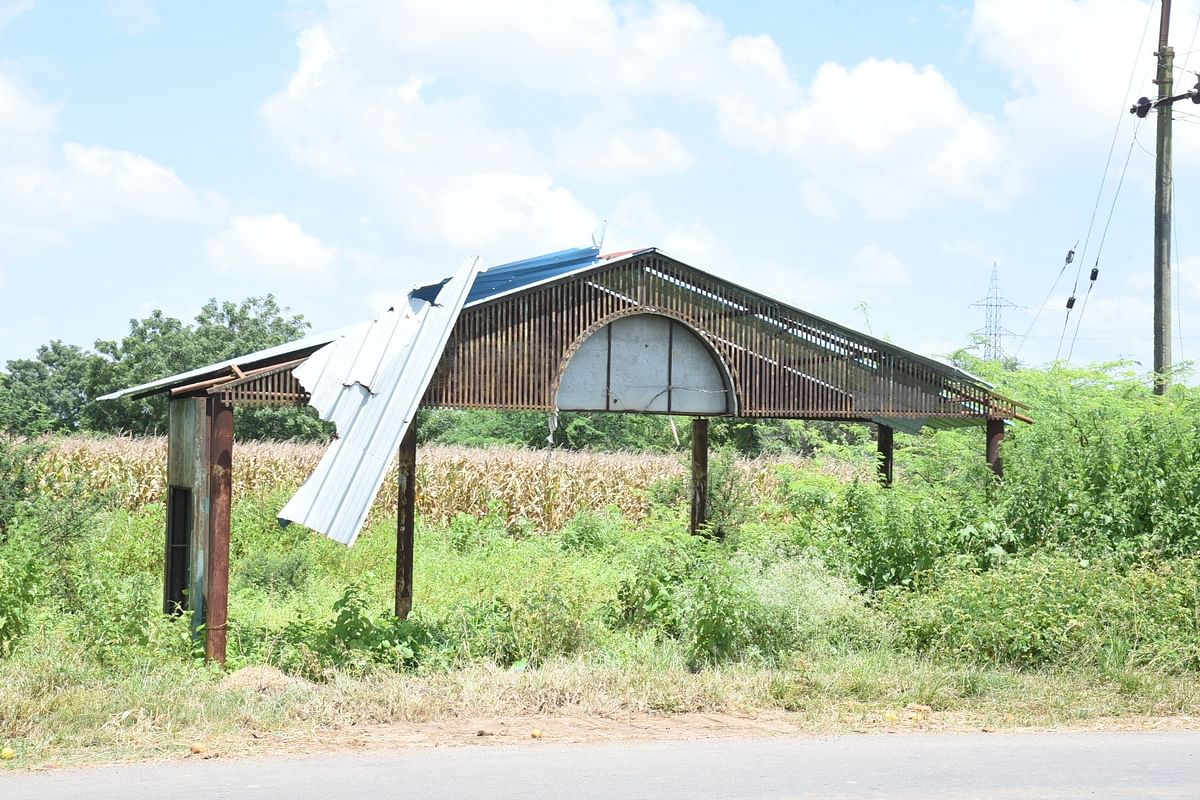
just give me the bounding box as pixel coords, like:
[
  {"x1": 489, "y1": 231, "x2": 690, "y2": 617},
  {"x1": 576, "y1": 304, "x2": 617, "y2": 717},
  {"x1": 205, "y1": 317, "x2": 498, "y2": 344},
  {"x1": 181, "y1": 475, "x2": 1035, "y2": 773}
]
[
  {"x1": 986, "y1": 418, "x2": 1004, "y2": 479},
  {"x1": 205, "y1": 399, "x2": 233, "y2": 665},
  {"x1": 877, "y1": 424, "x2": 894, "y2": 487},
  {"x1": 395, "y1": 424, "x2": 417, "y2": 620},
  {"x1": 165, "y1": 397, "x2": 210, "y2": 635},
  {"x1": 690, "y1": 417, "x2": 709, "y2": 534}
]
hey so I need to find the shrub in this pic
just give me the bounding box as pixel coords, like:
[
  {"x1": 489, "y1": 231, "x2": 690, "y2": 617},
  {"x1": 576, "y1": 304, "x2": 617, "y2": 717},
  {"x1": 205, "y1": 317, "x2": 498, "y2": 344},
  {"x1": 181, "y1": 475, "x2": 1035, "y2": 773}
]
[
  {"x1": 886, "y1": 554, "x2": 1200, "y2": 670},
  {"x1": 0, "y1": 436, "x2": 45, "y2": 541},
  {"x1": 675, "y1": 555, "x2": 768, "y2": 668}
]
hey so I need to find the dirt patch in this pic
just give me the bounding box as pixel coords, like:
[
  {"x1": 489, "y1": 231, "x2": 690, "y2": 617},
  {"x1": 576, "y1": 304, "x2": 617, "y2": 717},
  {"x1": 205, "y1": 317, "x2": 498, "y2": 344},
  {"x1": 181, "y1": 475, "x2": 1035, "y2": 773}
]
[
  {"x1": 176, "y1": 710, "x2": 1200, "y2": 764},
  {"x1": 217, "y1": 665, "x2": 311, "y2": 696}
]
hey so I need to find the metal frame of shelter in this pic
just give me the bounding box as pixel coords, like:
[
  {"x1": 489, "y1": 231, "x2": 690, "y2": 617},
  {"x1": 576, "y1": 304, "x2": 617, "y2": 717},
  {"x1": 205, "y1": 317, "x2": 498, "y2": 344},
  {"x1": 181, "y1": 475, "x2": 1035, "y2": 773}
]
[{"x1": 103, "y1": 248, "x2": 1029, "y2": 664}]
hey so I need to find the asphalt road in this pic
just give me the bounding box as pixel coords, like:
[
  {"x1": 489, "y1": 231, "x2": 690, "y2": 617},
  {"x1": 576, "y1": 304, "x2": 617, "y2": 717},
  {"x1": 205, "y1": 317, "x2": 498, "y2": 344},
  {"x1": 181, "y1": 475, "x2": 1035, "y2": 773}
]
[{"x1": 4, "y1": 732, "x2": 1199, "y2": 799}]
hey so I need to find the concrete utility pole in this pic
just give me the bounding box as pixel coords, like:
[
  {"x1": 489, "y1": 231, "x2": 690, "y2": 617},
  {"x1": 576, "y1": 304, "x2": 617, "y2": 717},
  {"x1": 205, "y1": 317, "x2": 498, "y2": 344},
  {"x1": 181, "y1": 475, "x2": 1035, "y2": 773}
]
[
  {"x1": 1154, "y1": 0, "x2": 1174, "y2": 394},
  {"x1": 1132, "y1": 1, "x2": 1199, "y2": 393}
]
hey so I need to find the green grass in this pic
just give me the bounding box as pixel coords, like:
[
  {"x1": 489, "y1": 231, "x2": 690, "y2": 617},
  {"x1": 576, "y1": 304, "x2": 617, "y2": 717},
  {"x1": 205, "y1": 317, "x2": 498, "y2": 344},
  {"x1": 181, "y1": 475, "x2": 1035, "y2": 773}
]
[
  {"x1": 7, "y1": 357, "x2": 1200, "y2": 768},
  {"x1": 1, "y1": 488, "x2": 1199, "y2": 768}
]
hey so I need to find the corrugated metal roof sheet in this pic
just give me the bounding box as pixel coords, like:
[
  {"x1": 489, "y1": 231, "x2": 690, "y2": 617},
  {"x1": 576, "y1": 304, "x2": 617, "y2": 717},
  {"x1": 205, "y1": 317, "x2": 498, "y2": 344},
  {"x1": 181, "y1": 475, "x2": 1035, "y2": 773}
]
[
  {"x1": 94, "y1": 326, "x2": 351, "y2": 402},
  {"x1": 278, "y1": 256, "x2": 480, "y2": 544},
  {"x1": 278, "y1": 256, "x2": 480, "y2": 545}
]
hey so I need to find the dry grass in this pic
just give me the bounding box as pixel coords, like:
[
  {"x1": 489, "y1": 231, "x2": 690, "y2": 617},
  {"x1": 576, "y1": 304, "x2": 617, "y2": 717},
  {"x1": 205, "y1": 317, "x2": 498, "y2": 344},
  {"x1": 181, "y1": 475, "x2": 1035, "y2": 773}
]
[
  {"x1": 3, "y1": 648, "x2": 1198, "y2": 770},
  {"x1": 32, "y1": 436, "x2": 859, "y2": 529}
]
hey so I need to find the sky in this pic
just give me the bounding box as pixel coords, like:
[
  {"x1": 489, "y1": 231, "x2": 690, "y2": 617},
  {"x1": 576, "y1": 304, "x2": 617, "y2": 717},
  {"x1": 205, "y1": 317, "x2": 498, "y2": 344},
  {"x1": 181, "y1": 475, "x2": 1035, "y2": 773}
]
[{"x1": 3, "y1": 0, "x2": 1200, "y2": 375}]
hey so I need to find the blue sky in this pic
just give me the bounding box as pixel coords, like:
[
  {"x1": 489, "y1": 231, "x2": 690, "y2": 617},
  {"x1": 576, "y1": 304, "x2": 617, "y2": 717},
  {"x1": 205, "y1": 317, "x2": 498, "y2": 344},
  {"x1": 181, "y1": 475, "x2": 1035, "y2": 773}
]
[{"x1": 3, "y1": 0, "x2": 1200, "y2": 374}]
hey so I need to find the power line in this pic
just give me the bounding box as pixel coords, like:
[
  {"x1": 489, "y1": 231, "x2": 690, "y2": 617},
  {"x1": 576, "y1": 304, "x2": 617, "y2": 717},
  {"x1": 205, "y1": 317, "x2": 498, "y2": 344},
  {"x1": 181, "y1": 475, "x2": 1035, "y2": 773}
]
[
  {"x1": 1014, "y1": 245, "x2": 1074, "y2": 359},
  {"x1": 1074, "y1": 0, "x2": 1157, "y2": 282},
  {"x1": 1019, "y1": 2, "x2": 1155, "y2": 363},
  {"x1": 1172, "y1": 168, "x2": 1185, "y2": 360}
]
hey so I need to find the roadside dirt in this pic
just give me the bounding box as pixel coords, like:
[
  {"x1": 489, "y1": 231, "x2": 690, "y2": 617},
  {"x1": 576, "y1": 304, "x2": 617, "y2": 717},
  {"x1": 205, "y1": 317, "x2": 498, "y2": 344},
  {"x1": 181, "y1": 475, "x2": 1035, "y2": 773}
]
[{"x1": 157, "y1": 709, "x2": 1200, "y2": 766}]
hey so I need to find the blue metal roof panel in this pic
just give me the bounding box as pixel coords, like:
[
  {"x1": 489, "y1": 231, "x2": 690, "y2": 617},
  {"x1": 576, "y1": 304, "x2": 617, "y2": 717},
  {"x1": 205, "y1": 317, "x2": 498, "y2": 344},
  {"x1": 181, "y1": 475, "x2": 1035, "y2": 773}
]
[{"x1": 465, "y1": 245, "x2": 602, "y2": 305}]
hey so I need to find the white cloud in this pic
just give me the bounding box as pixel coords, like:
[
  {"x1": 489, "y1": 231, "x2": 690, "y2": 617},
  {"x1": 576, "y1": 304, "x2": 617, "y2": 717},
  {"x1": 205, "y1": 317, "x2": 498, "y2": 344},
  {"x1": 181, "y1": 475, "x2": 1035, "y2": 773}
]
[
  {"x1": 262, "y1": 0, "x2": 1020, "y2": 233},
  {"x1": 64, "y1": 143, "x2": 214, "y2": 222},
  {"x1": 720, "y1": 58, "x2": 1014, "y2": 218},
  {"x1": 207, "y1": 214, "x2": 336, "y2": 280},
  {"x1": 554, "y1": 122, "x2": 693, "y2": 182},
  {"x1": 971, "y1": 0, "x2": 1200, "y2": 168},
  {"x1": 102, "y1": 0, "x2": 159, "y2": 33},
  {"x1": 849, "y1": 245, "x2": 911, "y2": 288},
  {"x1": 0, "y1": 66, "x2": 221, "y2": 252},
  {"x1": 435, "y1": 173, "x2": 597, "y2": 253},
  {"x1": 0, "y1": 0, "x2": 31, "y2": 31},
  {"x1": 0, "y1": 64, "x2": 59, "y2": 146},
  {"x1": 0, "y1": 143, "x2": 218, "y2": 227}
]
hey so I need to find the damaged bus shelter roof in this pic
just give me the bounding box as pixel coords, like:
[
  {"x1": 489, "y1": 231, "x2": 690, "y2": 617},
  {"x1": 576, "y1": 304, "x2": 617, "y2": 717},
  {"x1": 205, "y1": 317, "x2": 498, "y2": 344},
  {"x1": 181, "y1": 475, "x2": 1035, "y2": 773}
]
[{"x1": 100, "y1": 244, "x2": 1027, "y2": 546}]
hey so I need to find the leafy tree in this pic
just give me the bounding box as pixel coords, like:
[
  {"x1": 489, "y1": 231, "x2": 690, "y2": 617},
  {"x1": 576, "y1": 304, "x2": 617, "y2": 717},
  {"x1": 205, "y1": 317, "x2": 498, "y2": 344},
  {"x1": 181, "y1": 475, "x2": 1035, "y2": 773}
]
[
  {"x1": 0, "y1": 342, "x2": 102, "y2": 435},
  {"x1": 0, "y1": 295, "x2": 329, "y2": 441}
]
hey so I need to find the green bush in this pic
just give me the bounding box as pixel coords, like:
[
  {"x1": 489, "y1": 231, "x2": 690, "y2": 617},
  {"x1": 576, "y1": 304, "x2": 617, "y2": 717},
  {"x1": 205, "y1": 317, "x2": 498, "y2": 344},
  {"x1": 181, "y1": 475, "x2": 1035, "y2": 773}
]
[
  {"x1": 675, "y1": 554, "x2": 768, "y2": 668},
  {"x1": 0, "y1": 436, "x2": 45, "y2": 541},
  {"x1": 0, "y1": 538, "x2": 37, "y2": 656},
  {"x1": 885, "y1": 554, "x2": 1200, "y2": 670}
]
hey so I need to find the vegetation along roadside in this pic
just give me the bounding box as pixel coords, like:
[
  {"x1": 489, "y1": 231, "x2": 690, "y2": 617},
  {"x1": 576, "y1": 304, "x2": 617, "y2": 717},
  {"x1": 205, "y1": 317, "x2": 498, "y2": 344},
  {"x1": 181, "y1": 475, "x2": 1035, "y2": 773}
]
[{"x1": 1, "y1": 356, "x2": 1199, "y2": 768}]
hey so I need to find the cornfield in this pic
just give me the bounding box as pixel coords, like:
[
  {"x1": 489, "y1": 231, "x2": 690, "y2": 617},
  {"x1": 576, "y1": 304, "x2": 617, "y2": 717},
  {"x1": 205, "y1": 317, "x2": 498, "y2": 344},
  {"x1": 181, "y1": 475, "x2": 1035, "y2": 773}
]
[{"x1": 29, "y1": 436, "x2": 854, "y2": 530}]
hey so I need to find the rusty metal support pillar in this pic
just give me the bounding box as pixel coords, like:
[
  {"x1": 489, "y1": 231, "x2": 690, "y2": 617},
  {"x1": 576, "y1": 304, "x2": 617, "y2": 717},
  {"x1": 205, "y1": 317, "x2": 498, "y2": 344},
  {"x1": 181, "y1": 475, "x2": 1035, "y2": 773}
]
[
  {"x1": 395, "y1": 424, "x2": 417, "y2": 620},
  {"x1": 205, "y1": 399, "x2": 233, "y2": 665},
  {"x1": 690, "y1": 417, "x2": 709, "y2": 534},
  {"x1": 986, "y1": 418, "x2": 1004, "y2": 479},
  {"x1": 877, "y1": 424, "x2": 894, "y2": 487}
]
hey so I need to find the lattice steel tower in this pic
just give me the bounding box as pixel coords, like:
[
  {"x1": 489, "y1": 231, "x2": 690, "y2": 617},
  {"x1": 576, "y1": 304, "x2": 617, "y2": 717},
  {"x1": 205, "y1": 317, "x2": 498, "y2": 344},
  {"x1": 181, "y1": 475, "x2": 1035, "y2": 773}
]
[{"x1": 971, "y1": 262, "x2": 1017, "y2": 361}]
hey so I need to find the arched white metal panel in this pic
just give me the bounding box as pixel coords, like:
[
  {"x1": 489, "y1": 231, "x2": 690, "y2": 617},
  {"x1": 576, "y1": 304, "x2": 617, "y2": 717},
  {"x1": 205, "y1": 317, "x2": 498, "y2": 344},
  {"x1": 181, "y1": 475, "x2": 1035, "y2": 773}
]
[{"x1": 557, "y1": 314, "x2": 730, "y2": 414}]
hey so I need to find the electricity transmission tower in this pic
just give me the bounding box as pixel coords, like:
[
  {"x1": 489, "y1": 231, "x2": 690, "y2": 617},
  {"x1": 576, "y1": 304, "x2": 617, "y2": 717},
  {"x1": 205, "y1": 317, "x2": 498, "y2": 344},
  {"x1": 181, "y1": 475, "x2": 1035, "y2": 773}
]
[{"x1": 971, "y1": 262, "x2": 1017, "y2": 361}]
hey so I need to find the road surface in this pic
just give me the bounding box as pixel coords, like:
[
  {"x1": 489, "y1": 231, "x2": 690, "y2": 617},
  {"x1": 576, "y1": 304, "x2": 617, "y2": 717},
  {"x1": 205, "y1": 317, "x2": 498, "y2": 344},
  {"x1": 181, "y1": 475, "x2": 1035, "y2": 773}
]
[{"x1": 4, "y1": 731, "x2": 1199, "y2": 799}]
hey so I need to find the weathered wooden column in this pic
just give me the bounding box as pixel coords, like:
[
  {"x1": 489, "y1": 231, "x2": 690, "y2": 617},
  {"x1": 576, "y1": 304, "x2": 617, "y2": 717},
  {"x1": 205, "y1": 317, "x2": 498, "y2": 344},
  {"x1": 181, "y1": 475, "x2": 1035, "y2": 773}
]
[
  {"x1": 690, "y1": 417, "x2": 709, "y2": 534},
  {"x1": 986, "y1": 418, "x2": 1004, "y2": 479},
  {"x1": 395, "y1": 424, "x2": 417, "y2": 620},
  {"x1": 206, "y1": 400, "x2": 234, "y2": 665},
  {"x1": 165, "y1": 397, "x2": 210, "y2": 625},
  {"x1": 877, "y1": 424, "x2": 894, "y2": 487}
]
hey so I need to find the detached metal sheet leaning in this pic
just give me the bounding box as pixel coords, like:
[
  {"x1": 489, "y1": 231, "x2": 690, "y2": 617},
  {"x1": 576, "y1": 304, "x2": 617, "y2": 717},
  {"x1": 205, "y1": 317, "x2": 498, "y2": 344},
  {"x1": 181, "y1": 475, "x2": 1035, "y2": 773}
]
[{"x1": 279, "y1": 257, "x2": 480, "y2": 545}]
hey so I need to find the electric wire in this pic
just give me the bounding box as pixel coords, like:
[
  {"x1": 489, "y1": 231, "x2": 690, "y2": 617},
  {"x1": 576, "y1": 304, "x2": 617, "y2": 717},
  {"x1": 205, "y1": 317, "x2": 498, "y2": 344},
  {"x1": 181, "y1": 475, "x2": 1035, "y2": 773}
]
[
  {"x1": 1020, "y1": 0, "x2": 1155, "y2": 361},
  {"x1": 1173, "y1": 175, "x2": 1184, "y2": 361},
  {"x1": 1066, "y1": 119, "x2": 1143, "y2": 361},
  {"x1": 1073, "y1": 0, "x2": 1156, "y2": 281},
  {"x1": 1181, "y1": 4, "x2": 1200, "y2": 73},
  {"x1": 1017, "y1": 246, "x2": 1072, "y2": 359}
]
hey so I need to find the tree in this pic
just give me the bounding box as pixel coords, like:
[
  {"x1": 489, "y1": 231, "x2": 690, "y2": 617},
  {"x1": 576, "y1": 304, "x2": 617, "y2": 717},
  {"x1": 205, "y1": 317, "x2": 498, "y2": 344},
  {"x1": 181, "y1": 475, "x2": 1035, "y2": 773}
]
[
  {"x1": 0, "y1": 342, "x2": 102, "y2": 435},
  {"x1": 0, "y1": 295, "x2": 330, "y2": 441},
  {"x1": 84, "y1": 295, "x2": 324, "y2": 439}
]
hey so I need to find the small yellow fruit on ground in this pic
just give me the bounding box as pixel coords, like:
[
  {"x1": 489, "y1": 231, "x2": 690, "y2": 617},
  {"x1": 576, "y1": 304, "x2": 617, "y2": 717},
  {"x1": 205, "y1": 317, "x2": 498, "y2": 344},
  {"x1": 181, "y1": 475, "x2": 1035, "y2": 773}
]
[
  {"x1": 190, "y1": 743, "x2": 206, "y2": 755},
  {"x1": 1, "y1": 747, "x2": 15, "y2": 760},
  {"x1": 530, "y1": 729, "x2": 542, "y2": 739}
]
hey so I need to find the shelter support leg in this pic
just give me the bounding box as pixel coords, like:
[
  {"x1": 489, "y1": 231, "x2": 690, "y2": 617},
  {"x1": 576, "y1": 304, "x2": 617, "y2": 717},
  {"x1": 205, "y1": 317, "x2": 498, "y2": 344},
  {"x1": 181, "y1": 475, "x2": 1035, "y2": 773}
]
[
  {"x1": 690, "y1": 417, "x2": 709, "y2": 535},
  {"x1": 877, "y1": 424, "x2": 894, "y2": 487},
  {"x1": 205, "y1": 399, "x2": 233, "y2": 666},
  {"x1": 164, "y1": 397, "x2": 210, "y2": 623},
  {"x1": 395, "y1": 424, "x2": 417, "y2": 620},
  {"x1": 986, "y1": 418, "x2": 1004, "y2": 479}
]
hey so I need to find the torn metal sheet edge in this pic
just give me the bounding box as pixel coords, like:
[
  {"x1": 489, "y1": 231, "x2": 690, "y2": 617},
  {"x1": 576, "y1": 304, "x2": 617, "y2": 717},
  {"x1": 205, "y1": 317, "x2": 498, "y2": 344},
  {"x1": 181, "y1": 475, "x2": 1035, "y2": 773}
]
[{"x1": 278, "y1": 256, "x2": 481, "y2": 545}]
